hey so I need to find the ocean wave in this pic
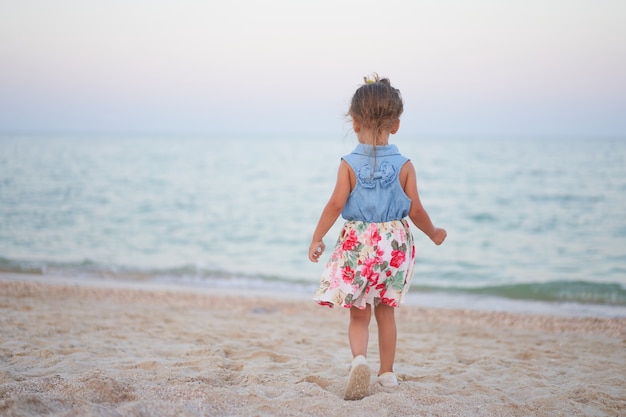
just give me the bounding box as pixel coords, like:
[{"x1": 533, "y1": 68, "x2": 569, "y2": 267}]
[{"x1": 411, "y1": 281, "x2": 626, "y2": 306}]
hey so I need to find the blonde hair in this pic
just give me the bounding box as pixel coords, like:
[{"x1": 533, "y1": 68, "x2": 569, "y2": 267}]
[{"x1": 348, "y1": 73, "x2": 403, "y2": 144}]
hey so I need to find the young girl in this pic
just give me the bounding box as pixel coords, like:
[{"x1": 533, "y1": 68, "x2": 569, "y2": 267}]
[{"x1": 308, "y1": 74, "x2": 447, "y2": 401}]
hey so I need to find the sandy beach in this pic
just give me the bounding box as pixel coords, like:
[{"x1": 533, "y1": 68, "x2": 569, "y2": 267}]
[{"x1": 1, "y1": 276, "x2": 624, "y2": 417}]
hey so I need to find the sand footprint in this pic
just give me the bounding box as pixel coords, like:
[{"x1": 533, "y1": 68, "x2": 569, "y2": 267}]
[
  {"x1": 124, "y1": 360, "x2": 162, "y2": 370},
  {"x1": 243, "y1": 350, "x2": 291, "y2": 363},
  {"x1": 63, "y1": 374, "x2": 137, "y2": 404},
  {"x1": 298, "y1": 375, "x2": 333, "y2": 389}
]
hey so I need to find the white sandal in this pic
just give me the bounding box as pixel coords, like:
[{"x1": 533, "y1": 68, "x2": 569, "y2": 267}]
[
  {"x1": 344, "y1": 355, "x2": 370, "y2": 400},
  {"x1": 377, "y1": 372, "x2": 400, "y2": 388}
]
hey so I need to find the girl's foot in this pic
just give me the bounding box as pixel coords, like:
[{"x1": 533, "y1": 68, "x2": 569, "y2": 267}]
[
  {"x1": 344, "y1": 355, "x2": 370, "y2": 400},
  {"x1": 377, "y1": 372, "x2": 399, "y2": 388}
]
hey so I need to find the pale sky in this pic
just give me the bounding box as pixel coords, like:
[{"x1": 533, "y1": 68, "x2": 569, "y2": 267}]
[{"x1": 1, "y1": 0, "x2": 625, "y2": 136}]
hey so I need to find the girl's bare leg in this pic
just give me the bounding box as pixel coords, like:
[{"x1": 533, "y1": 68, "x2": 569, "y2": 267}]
[
  {"x1": 348, "y1": 305, "x2": 371, "y2": 357},
  {"x1": 374, "y1": 303, "x2": 397, "y2": 375}
]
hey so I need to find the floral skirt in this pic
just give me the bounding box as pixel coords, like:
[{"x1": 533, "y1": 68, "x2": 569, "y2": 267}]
[{"x1": 314, "y1": 219, "x2": 416, "y2": 309}]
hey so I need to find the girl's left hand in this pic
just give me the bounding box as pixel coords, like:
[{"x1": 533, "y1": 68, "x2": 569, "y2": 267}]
[
  {"x1": 308, "y1": 240, "x2": 325, "y2": 262},
  {"x1": 430, "y1": 227, "x2": 447, "y2": 245}
]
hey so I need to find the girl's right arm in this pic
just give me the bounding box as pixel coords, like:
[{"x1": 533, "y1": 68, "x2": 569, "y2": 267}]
[
  {"x1": 401, "y1": 161, "x2": 447, "y2": 245},
  {"x1": 308, "y1": 161, "x2": 353, "y2": 262}
]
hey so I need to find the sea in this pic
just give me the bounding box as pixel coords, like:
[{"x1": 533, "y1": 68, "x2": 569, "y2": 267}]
[{"x1": 1, "y1": 133, "x2": 625, "y2": 318}]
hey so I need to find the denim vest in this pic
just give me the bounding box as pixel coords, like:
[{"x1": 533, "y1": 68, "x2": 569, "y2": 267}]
[{"x1": 341, "y1": 144, "x2": 412, "y2": 223}]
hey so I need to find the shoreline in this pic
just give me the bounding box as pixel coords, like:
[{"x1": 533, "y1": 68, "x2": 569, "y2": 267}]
[
  {"x1": 2, "y1": 271, "x2": 626, "y2": 319},
  {"x1": 2, "y1": 275, "x2": 624, "y2": 337}
]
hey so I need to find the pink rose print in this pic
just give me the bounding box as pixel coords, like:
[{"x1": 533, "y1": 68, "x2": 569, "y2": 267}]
[
  {"x1": 390, "y1": 249, "x2": 406, "y2": 268},
  {"x1": 381, "y1": 296, "x2": 399, "y2": 307},
  {"x1": 342, "y1": 230, "x2": 359, "y2": 251},
  {"x1": 374, "y1": 247, "x2": 385, "y2": 265},
  {"x1": 361, "y1": 258, "x2": 375, "y2": 279},
  {"x1": 342, "y1": 265, "x2": 355, "y2": 284},
  {"x1": 367, "y1": 223, "x2": 382, "y2": 246}
]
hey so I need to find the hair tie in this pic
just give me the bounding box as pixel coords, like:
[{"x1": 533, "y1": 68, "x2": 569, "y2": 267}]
[{"x1": 363, "y1": 73, "x2": 380, "y2": 85}]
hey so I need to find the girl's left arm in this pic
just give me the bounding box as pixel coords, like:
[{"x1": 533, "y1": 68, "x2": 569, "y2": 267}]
[
  {"x1": 308, "y1": 161, "x2": 352, "y2": 262},
  {"x1": 401, "y1": 161, "x2": 447, "y2": 245}
]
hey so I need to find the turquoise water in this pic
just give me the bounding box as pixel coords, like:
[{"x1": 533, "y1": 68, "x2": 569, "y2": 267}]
[{"x1": 1, "y1": 133, "x2": 625, "y2": 315}]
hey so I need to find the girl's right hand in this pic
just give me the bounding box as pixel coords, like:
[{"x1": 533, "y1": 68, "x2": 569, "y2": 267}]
[
  {"x1": 309, "y1": 240, "x2": 325, "y2": 262},
  {"x1": 430, "y1": 228, "x2": 447, "y2": 245}
]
